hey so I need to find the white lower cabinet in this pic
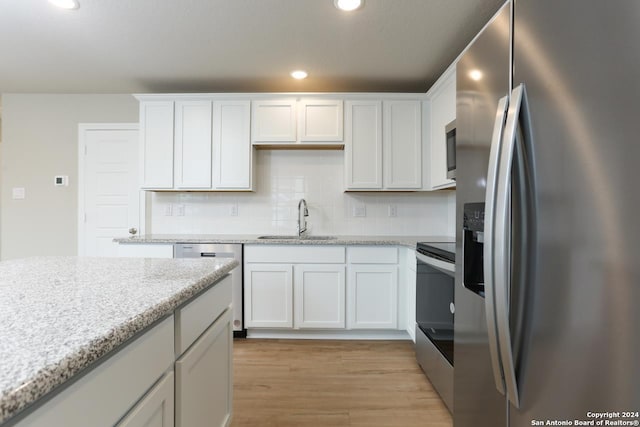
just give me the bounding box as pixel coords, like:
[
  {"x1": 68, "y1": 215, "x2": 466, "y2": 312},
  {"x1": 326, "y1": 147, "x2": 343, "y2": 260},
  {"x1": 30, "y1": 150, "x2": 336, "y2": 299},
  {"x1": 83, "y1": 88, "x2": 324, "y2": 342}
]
[
  {"x1": 176, "y1": 309, "x2": 233, "y2": 427},
  {"x1": 244, "y1": 246, "x2": 345, "y2": 330},
  {"x1": 117, "y1": 372, "x2": 174, "y2": 427},
  {"x1": 244, "y1": 263, "x2": 293, "y2": 328},
  {"x1": 244, "y1": 245, "x2": 403, "y2": 333},
  {"x1": 16, "y1": 276, "x2": 233, "y2": 427},
  {"x1": 294, "y1": 264, "x2": 346, "y2": 329},
  {"x1": 16, "y1": 317, "x2": 175, "y2": 427},
  {"x1": 403, "y1": 248, "x2": 417, "y2": 342},
  {"x1": 244, "y1": 263, "x2": 346, "y2": 329},
  {"x1": 347, "y1": 264, "x2": 398, "y2": 329}
]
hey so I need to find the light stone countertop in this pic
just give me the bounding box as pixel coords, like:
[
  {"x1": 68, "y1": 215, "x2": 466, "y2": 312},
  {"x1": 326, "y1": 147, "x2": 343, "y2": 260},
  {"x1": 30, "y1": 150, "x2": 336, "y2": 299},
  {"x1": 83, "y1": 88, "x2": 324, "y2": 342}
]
[
  {"x1": 0, "y1": 256, "x2": 237, "y2": 425},
  {"x1": 114, "y1": 234, "x2": 455, "y2": 248}
]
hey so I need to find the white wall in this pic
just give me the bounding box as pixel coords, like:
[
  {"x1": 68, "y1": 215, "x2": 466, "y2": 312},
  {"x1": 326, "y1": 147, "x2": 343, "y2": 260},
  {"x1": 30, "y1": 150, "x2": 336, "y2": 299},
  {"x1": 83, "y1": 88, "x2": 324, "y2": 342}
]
[
  {"x1": 0, "y1": 94, "x2": 138, "y2": 260},
  {"x1": 151, "y1": 150, "x2": 456, "y2": 236}
]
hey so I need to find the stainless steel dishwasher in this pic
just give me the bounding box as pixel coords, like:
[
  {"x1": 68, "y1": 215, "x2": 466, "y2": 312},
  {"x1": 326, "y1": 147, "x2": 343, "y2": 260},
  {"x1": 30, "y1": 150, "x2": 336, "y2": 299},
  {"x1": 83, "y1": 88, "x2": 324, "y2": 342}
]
[{"x1": 174, "y1": 243, "x2": 244, "y2": 337}]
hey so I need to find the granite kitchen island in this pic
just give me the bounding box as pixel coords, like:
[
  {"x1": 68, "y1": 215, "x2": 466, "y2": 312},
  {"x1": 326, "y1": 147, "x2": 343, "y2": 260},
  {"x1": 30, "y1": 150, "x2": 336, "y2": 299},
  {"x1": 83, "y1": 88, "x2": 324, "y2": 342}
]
[{"x1": 0, "y1": 256, "x2": 237, "y2": 427}]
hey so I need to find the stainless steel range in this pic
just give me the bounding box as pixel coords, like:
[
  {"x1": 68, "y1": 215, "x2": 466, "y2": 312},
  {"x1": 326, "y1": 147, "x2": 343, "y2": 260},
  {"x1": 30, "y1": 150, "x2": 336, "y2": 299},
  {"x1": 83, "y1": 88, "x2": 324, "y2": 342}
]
[{"x1": 414, "y1": 241, "x2": 455, "y2": 412}]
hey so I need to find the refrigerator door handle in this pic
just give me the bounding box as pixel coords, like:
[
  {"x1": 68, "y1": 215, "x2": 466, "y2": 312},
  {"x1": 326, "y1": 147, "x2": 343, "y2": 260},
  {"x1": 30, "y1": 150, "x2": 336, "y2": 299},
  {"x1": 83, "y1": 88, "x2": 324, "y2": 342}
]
[
  {"x1": 483, "y1": 95, "x2": 509, "y2": 396},
  {"x1": 495, "y1": 83, "x2": 530, "y2": 409}
]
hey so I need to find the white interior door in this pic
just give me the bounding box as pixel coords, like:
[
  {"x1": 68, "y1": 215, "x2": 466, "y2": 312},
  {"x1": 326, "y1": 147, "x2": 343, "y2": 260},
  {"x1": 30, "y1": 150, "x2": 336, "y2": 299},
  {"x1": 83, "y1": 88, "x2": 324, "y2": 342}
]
[{"x1": 79, "y1": 125, "x2": 140, "y2": 256}]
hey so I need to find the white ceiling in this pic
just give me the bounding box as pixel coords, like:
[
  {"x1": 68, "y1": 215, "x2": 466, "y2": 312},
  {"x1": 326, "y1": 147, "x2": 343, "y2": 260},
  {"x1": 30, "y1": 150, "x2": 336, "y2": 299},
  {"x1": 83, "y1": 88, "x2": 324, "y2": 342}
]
[{"x1": 0, "y1": 0, "x2": 505, "y2": 94}]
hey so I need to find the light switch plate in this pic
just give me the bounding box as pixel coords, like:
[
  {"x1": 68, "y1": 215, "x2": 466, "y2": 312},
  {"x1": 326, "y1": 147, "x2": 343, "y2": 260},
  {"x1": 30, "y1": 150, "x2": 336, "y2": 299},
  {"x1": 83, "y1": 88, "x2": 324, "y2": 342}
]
[
  {"x1": 164, "y1": 204, "x2": 173, "y2": 216},
  {"x1": 175, "y1": 204, "x2": 185, "y2": 216},
  {"x1": 230, "y1": 204, "x2": 238, "y2": 216},
  {"x1": 54, "y1": 175, "x2": 69, "y2": 186},
  {"x1": 12, "y1": 187, "x2": 25, "y2": 200},
  {"x1": 388, "y1": 205, "x2": 397, "y2": 217}
]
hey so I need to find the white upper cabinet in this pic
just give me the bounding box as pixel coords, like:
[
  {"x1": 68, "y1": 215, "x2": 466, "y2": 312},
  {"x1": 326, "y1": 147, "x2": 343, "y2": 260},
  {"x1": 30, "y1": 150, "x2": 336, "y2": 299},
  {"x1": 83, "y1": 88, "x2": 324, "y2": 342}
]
[
  {"x1": 213, "y1": 100, "x2": 252, "y2": 189},
  {"x1": 427, "y1": 67, "x2": 456, "y2": 189},
  {"x1": 140, "y1": 101, "x2": 174, "y2": 189},
  {"x1": 344, "y1": 99, "x2": 422, "y2": 191},
  {"x1": 383, "y1": 100, "x2": 422, "y2": 189},
  {"x1": 251, "y1": 99, "x2": 297, "y2": 143},
  {"x1": 252, "y1": 98, "x2": 343, "y2": 146},
  {"x1": 298, "y1": 99, "x2": 343, "y2": 142},
  {"x1": 137, "y1": 93, "x2": 440, "y2": 192},
  {"x1": 344, "y1": 100, "x2": 383, "y2": 189},
  {"x1": 174, "y1": 100, "x2": 213, "y2": 189},
  {"x1": 136, "y1": 96, "x2": 253, "y2": 191}
]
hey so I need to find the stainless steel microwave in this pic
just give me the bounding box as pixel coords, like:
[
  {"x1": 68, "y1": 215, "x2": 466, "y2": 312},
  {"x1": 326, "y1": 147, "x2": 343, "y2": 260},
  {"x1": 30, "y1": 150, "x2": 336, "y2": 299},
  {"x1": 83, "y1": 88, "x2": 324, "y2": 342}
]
[{"x1": 445, "y1": 120, "x2": 456, "y2": 180}]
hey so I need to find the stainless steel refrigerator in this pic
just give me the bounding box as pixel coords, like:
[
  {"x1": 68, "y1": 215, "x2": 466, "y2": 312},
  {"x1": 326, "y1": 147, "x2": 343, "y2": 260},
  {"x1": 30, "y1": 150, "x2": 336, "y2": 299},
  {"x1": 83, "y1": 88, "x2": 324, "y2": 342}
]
[{"x1": 454, "y1": 1, "x2": 640, "y2": 426}]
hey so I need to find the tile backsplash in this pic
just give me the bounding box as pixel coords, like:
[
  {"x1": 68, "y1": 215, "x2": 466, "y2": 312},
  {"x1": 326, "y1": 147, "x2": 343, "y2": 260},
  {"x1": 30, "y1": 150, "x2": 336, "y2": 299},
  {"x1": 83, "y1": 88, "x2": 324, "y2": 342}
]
[{"x1": 150, "y1": 150, "x2": 455, "y2": 236}]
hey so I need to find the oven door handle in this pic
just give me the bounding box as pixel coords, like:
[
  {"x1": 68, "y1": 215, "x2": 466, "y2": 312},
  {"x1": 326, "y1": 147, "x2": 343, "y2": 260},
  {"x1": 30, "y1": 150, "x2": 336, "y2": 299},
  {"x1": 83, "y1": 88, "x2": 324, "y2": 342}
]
[{"x1": 415, "y1": 252, "x2": 455, "y2": 276}]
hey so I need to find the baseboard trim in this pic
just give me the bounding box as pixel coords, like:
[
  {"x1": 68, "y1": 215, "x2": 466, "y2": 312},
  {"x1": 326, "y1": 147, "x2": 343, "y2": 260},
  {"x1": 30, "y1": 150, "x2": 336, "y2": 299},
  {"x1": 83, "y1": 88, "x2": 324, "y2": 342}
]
[{"x1": 245, "y1": 329, "x2": 411, "y2": 340}]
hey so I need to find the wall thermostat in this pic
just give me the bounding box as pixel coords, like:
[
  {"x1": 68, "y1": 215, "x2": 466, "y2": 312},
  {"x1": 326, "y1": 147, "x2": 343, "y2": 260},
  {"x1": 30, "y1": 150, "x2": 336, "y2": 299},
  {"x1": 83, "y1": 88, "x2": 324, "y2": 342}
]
[{"x1": 54, "y1": 176, "x2": 69, "y2": 186}]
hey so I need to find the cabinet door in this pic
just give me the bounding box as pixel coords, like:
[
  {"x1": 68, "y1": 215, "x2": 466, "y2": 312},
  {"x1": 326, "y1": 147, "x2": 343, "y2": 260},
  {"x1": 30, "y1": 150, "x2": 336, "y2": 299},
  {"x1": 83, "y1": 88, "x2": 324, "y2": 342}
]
[
  {"x1": 251, "y1": 100, "x2": 297, "y2": 143},
  {"x1": 117, "y1": 372, "x2": 174, "y2": 427},
  {"x1": 399, "y1": 248, "x2": 417, "y2": 342},
  {"x1": 213, "y1": 100, "x2": 252, "y2": 189},
  {"x1": 298, "y1": 99, "x2": 343, "y2": 142},
  {"x1": 244, "y1": 264, "x2": 293, "y2": 328},
  {"x1": 294, "y1": 264, "x2": 346, "y2": 329},
  {"x1": 175, "y1": 310, "x2": 232, "y2": 427},
  {"x1": 347, "y1": 265, "x2": 398, "y2": 329},
  {"x1": 344, "y1": 100, "x2": 383, "y2": 189},
  {"x1": 429, "y1": 70, "x2": 456, "y2": 189},
  {"x1": 117, "y1": 244, "x2": 174, "y2": 258},
  {"x1": 174, "y1": 100, "x2": 213, "y2": 189},
  {"x1": 140, "y1": 101, "x2": 174, "y2": 189},
  {"x1": 383, "y1": 100, "x2": 422, "y2": 189}
]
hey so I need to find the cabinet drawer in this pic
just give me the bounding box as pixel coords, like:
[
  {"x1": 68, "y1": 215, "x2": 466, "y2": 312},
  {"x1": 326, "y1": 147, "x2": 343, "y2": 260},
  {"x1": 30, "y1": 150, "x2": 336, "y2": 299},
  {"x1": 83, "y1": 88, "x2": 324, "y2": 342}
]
[
  {"x1": 347, "y1": 246, "x2": 398, "y2": 264},
  {"x1": 175, "y1": 275, "x2": 232, "y2": 356},
  {"x1": 245, "y1": 245, "x2": 345, "y2": 264}
]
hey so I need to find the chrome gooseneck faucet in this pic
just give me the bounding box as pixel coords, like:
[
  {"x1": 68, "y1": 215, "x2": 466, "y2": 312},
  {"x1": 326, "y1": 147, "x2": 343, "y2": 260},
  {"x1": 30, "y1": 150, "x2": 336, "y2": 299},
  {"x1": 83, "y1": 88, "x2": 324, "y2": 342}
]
[{"x1": 298, "y1": 198, "x2": 309, "y2": 236}]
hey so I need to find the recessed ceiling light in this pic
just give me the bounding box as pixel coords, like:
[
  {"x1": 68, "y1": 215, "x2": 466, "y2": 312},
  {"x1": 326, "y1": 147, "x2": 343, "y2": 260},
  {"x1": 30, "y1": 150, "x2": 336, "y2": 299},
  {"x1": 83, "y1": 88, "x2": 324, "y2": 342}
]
[
  {"x1": 290, "y1": 70, "x2": 308, "y2": 80},
  {"x1": 469, "y1": 69, "x2": 483, "y2": 81},
  {"x1": 334, "y1": 0, "x2": 363, "y2": 12},
  {"x1": 49, "y1": 0, "x2": 80, "y2": 9}
]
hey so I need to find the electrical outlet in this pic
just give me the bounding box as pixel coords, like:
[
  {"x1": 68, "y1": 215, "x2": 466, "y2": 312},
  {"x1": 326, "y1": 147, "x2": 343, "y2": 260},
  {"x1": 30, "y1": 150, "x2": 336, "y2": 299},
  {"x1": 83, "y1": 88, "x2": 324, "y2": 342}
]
[
  {"x1": 176, "y1": 204, "x2": 185, "y2": 216},
  {"x1": 164, "y1": 204, "x2": 173, "y2": 216},
  {"x1": 388, "y1": 205, "x2": 397, "y2": 217},
  {"x1": 353, "y1": 206, "x2": 366, "y2": 217},
  {"x1": 230, "y1": 204, "x2": 238, "y2": 216}
]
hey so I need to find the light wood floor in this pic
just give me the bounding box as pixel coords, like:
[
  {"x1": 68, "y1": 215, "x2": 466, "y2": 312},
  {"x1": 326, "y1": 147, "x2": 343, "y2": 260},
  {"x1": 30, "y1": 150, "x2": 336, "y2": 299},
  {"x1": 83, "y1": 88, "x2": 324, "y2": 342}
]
[{"x1": 230, "y1": 339, "x2": 452, "y2": 427}]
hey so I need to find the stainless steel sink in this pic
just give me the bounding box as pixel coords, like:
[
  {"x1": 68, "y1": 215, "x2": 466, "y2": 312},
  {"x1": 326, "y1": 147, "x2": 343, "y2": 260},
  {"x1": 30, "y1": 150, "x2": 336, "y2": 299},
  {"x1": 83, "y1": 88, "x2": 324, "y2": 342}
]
[{"x1": 257, "y1": 235, "x2": 337, "y2": 241}]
